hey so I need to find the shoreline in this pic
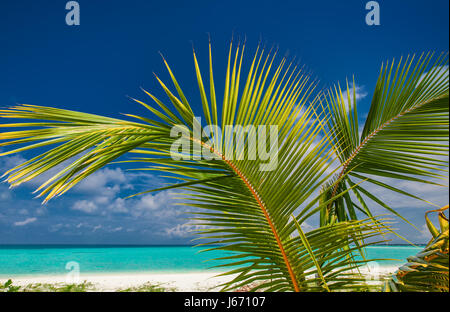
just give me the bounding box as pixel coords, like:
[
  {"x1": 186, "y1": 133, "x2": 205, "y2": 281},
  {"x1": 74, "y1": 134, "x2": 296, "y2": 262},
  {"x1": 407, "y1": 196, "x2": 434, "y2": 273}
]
[
  {"x1": 1, "y1": 271, "x2": 232, "y2": 292},
  {"x1": 0, "y1": 265, "x2": 398, "y2": 292}
]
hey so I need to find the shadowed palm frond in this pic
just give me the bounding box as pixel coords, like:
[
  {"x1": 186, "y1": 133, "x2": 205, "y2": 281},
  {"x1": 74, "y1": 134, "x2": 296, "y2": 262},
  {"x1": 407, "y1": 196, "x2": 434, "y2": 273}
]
[{"x1": 384, "y1": 205, "x2": 449, "y2": 292}]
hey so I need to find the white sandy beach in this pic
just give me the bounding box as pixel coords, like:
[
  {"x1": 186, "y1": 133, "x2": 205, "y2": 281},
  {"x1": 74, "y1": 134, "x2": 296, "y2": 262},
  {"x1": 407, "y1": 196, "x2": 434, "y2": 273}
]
[
  {"x1": 0, "y1": 265, "x2": 398, "y2": 292},
  {"x1": 1, "y1": 271, "x2": 233, "y2": 292}
]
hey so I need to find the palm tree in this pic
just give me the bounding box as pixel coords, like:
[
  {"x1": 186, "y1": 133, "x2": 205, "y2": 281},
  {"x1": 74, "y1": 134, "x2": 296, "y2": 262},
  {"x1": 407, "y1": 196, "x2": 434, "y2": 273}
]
[{"x1": 0, "y1": 41, "x2": 448, "y2": 291}]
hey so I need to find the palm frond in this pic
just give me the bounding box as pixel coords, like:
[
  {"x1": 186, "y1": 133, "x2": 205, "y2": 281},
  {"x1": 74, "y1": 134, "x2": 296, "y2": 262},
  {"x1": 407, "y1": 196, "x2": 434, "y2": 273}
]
[
  {"x1": 321, "y1": 53, "x2": 449, "y2": 223},
  {"x1": 210, "y1": 216, "x2": 392, "y2": 292},
  {"x1": 0, "y1": 41, "x2": 340, "y2": 291},
  {"x1": 384, "y1": 205, "x2": 449, "y2": 292},
  {"x1": 0, "y1": 105, "x2": 163, "y2": 202}
]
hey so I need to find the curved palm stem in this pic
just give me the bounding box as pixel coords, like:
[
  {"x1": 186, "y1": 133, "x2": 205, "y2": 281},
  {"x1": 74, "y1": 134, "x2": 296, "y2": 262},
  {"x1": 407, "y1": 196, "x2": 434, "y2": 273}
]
[
  {"x1": 322, "y1": 52, "x2": 449, "y2": 223},
  {"x1": 329, "y1": 92, "x2": 448, "y2": 202},
  {"x1": 193, "y1": 137, "x2": 300, "y2": 291}
]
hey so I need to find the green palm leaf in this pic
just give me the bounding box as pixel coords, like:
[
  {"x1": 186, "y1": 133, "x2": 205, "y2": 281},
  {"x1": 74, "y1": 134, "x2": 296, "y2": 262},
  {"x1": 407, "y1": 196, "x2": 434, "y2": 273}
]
[
  {"x1": 0, "y1": 42, "x2": 338, "y2": 291},
  {"x1": 321, "y1": 53, "x2": 449, "y2": 224},
  {"x1": 384, "y1": 205, "x2": 449, "y2": 292}
]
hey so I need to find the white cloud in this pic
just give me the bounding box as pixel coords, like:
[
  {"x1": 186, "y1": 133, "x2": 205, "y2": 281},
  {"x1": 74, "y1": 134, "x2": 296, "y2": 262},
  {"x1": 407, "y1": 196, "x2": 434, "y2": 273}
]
[
  {"x1": 0, "y1": 153, "x2": 27, "y2": 172},
  {"x1": 14, "y1": 217, "x2": 37, "y2": 226},
  {"x1": 164, "y1": 221, "x2": 208, "y2": 238},
  {"x1": 49, "y1": 223, "x2": 64, "y2": 232},
  {"x1": 131, "y1": 190, "x2": 184, "y2": 218},
  {"x1": 67, "y1": 168, "x2": 150, "y2": 215},
  {"x1": 92, "y1": 224, "x2": 102, "y2": 232},
  {"x1": 72, "y1": 200, "x2": 98, "y2": 214},
  {"x1": 108, "y1": 198, "x2": 129, "y2": 213},
  {"x1": 419, "y1": 223, "x2": 432, "y2": 241},
  {"x1": 300, "y1": 221, "x2": 314, "y2": 232},
  {"x1": 35, "y1": 206, "x2": 48, "y2": 216},
  {"x1": 417, "y1": 65, "x2": 449, "y2": 86},
  {"x1": 136, "y1": 194, "x2": 161, "y2": 210},
  {"x1": 341, "y1": 85, "x2": 368, "y2": 109},
  {"x1": 54, "y1": 222, "x2": 115, "y2": 233},
  {"x1": 75, "y1": 168, "x2": 129, "y2": 193},
  {"x1": 18, "y1": 208, "x2": 28, "y2": 215},
  {"x1": 0, "y1": 154, "x2": 27, "y2": 201},
  {"x1": 360, "y1": 175, "x2": 448, "y2": 212},
  {"x1": 49, "y1": 223, "x2": 71, "y2": 232},
  {"x1": 0, "y1": 189, "x2": 12, "y2": 201}
]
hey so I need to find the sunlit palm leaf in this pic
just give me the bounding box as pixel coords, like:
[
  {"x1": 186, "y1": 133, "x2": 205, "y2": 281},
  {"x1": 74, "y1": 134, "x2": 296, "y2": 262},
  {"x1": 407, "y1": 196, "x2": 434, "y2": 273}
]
[
  {"x1": 0, "y1": 41, "x2": 342, "y2": 292},
  {"x1": 321, "y1": 53, "x2": 449, "y2": 224}
]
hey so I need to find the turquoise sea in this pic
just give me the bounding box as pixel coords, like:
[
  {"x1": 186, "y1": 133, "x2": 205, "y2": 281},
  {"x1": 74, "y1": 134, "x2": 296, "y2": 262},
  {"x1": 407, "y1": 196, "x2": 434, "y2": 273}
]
[{"x1": 0, "y1": 245, "x2": 424, "y2": 277}]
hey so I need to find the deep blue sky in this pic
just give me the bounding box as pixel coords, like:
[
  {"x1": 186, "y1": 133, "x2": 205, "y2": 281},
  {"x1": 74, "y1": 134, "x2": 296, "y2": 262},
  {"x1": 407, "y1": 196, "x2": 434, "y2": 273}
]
[{"x1": 0, "y1": 0, "x2": 448, "y2": 244}]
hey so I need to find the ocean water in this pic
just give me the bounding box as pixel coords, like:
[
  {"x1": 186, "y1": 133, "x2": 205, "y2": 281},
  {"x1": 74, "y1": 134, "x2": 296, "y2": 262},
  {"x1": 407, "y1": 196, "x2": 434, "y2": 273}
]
[{"x1": 0, "y1": 245, "x2": 424, "y2": 277}]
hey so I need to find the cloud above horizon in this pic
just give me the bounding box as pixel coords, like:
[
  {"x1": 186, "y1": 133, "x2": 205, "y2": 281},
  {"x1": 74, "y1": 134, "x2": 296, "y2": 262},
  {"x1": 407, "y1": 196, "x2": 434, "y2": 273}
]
[
  {"x1": 341, "y1": 84, "x2": 368, "y2": 110},
  {"x1": 0, "y1": 151, "x2": 198, "y2": 244},
  {"x1": 14, "y1": 217, "x2": 37, "y2": 226}
]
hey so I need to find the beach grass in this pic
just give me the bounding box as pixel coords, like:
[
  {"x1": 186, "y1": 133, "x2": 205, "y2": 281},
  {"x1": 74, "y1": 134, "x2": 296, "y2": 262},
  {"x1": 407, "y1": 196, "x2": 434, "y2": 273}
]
[
  {"x1": 118, "y1": 282, "x2": 177, "y2": 292},
  {"x1": 0, "y1": 279, "x2": 94, "y2": 292},
  {"x1": 0, "y1": 266, "x2": 397, "y2": 292},
  {"x1": 0, "y1": 279, "x2": 178, "y2": 292}
]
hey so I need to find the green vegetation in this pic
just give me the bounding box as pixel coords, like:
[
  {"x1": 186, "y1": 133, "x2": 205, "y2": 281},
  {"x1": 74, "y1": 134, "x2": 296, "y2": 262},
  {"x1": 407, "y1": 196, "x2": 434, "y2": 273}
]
[
  {"x1": 0, "y1": 41, "x2": 448, "y2": 292},
  {"x1": 118, "y1": 282, "x2": 177, "y2": 292},
  {"x1": 0, "y1": 279, "x2": 94, "y2": 292},
  {"x1": 0, "y1": 280, "x2": 177, "y2": 292},
  {"x1": 385, "y1": 205, "x2": 449, "y2": 292},
  {"x1": 0, "y1": 280, "x2": 21, "y2": 292}
]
